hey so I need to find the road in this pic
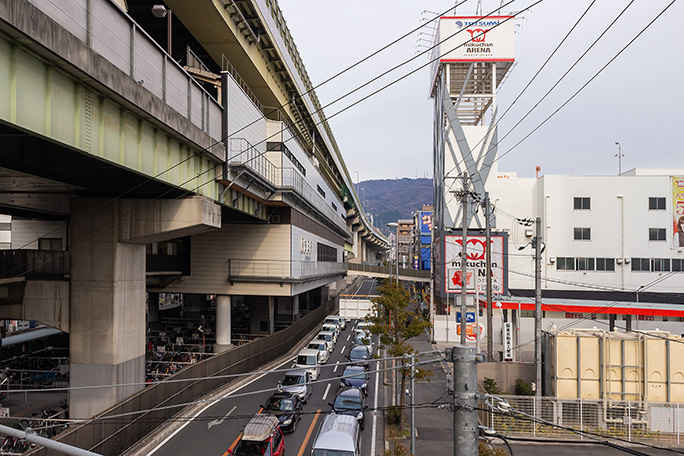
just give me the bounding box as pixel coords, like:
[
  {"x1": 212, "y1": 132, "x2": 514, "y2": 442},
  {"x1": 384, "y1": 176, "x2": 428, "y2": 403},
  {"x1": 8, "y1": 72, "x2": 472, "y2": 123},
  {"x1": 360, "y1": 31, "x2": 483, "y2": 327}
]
[
  {"x1": 147, "y1": 320, "x2": 382, "y2": 455},
  {"x1": 353, "y1": 279, "x2": 379, "y2": 297}
]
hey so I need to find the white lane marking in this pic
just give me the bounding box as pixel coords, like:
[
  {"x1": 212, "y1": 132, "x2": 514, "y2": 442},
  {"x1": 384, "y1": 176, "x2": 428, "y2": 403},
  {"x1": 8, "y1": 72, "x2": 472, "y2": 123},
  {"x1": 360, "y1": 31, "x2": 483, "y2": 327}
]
[
  {"x1": 370, "y1": 359, "x2": 380, "y2": 456},
  {"x1": 346, "y1": 334, "x2": 350, "y2": 342},
  {"x1": 207, "y1": 405, "x2": 237, "y2": 429},
  {"x1": 322, "y1": 383, "x2": 331, "y2": 401},
  {"x1": 340, "y1": 346, "x2": 346, "y2": 355},
  {"x1": 333, "y1": 361, "x2": 340, "y2": 373},
  {"x1": 148, "y1": 364, "x2": 275, "y2": 455}
]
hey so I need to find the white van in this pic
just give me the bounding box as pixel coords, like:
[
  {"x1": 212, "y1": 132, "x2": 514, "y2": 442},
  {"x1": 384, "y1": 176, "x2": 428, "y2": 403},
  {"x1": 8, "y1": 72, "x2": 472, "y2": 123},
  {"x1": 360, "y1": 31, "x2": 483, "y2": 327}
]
[
  {"x1": 325, "y1": 315, "x2": 346, "y2": 330},
  {"x1": 311, "y1": 413, "x2": 359, "y2": 456},
  {"x1": 316, "y1": 331, "x2": 335, "y2": 351},
  {"x1": 321, "y1": 323, "x2": 339, "y2": 341},
  {"x1": 294, "y1": 348, "x2": 320, "y2": 381},
  {"x1": 307, "y1": 339, "x2": 330, "y2": 364}
]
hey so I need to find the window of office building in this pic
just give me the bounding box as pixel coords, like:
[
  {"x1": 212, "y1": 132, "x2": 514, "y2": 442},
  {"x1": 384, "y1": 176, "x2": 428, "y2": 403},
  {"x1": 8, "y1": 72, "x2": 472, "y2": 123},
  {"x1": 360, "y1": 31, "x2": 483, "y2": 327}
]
[
  {"x1": 556, "y1": 257, "x2": 575, "y2": 270},
  {"x1": 574, "y1": 227, "x2": 591, "y2": 240},
  {"x1": 576, "y1": 257, "x2": 595, "y2": 271},
  {"x1": 317, "y1": 243, "x2": 337, "y2": 262},
  {"x1": 649, "y1": 228, "x2": 666, "y2": 241},
  {"x1": 574, "y1": 197, "x2": 590, "y2": 210},
  {"x1": 38, "y1": 238, "x2": 62, "y2": 250},
  {"x1": 649, "y1": 197, "x2": 666, "y2": 210},
  {"x1": 631, "y1": 258, "x2": 650, "y2": 271},
  {"x1": 596, "y1": 258, "x2": 615, "y2": 271},
  {"x1": 673, "y1": 259, "x2": 684, "y2": 272},
  {"x1": 651, "y1": 258, "x2": 670, "y2": 272},
  {"x1": 317, "y1": 185, "x2": 326, "y2": 198}
]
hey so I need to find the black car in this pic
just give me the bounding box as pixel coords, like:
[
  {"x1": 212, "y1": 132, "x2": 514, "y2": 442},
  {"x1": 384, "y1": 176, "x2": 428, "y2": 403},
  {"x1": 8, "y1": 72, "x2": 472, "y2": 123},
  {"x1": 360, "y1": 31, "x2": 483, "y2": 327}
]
[
  {"x1": 347, "y1": 344, "x2": 371, "y2": 368},
  {"x1": 262, "y1": 391, "x2": 302, "y2": 433},
  {"x1": 329, "y1": 387, "x2": 367, "y2": 429},
  {"x1": 339, "y1": 365, "x2": 369, "y2": 396}
]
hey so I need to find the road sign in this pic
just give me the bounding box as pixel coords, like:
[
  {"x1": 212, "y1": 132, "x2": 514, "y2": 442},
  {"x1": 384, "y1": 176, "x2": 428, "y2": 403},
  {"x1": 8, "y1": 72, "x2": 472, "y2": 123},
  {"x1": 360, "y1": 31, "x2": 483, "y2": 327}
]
[
  {"x1": 0, "y1": 408, "x2": 9, "y2": 418},
  {"x1": 456, "y1": 312, "x2": 475, "y2": 323}
]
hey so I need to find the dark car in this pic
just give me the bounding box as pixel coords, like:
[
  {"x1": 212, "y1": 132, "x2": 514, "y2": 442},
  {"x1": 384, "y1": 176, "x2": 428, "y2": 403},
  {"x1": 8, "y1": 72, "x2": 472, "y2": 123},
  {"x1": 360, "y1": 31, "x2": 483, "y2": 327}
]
[
  {"x1": 329, "y1": 387, "x2": 368, "y2": 429},
  {"x1": 262, "y1": 391, "x2": 302, "y2": 433},
  {"x1": 339, "y1": 365, "x2": 369, "y2": 396},
  {"x1": 347, "y1": 344, "x2": 371, "y2": 368}
]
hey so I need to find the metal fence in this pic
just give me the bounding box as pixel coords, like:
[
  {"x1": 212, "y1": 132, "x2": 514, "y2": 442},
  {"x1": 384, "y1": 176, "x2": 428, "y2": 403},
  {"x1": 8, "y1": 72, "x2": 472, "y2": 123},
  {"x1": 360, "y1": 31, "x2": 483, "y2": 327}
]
[
  {"x1": 228, "y1": 259, "x2": 347, "y2": 281},
  {"x1": 480, "y1": 395, "x2": 684, "y2": 445},
  {"x1": 26, "y1": 299, "x2": 336, "y2": 456}
]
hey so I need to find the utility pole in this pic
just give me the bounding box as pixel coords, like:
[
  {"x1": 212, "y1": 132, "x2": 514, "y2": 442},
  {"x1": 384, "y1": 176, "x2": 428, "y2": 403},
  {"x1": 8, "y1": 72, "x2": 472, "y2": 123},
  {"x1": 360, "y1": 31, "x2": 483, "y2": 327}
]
[
  {"x1": 534, "y1": 216, "x2": 542, "y2": 397},
  {"x1": 460, "y1": 172, "x2": 468, "y2": 346},
  {"x1": 448, "y1": 345, "x2": 479, "y2": 456},
  {"x1": 485, "y1": 192, "x2": 493, "y2": 361},
  {"x1": 410, "y1": 353, "x2": 416, "y2": 455}
]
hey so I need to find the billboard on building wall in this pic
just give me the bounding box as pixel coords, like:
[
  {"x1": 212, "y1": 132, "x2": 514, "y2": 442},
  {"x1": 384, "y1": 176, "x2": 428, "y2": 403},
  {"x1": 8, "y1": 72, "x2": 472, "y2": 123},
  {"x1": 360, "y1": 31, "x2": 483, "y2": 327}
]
[
  {"x1": 437, "y1": 16, "x2": 515, "y2": 62},
  {"x1": 420, "y1": 212, "x2": 432, "y2": 235},
  {"x1": 673, "y1": 176, "x2": 684, "y2": 249},
  {"x1": 443, "y1": 233, "x2": 507, "y2": 295}
]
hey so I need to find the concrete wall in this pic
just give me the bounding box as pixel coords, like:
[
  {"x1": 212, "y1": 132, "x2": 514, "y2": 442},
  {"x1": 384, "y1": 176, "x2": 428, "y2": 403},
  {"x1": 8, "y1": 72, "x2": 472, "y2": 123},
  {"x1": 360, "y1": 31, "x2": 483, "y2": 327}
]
[{"x1": 478, "y1": 362, "x2": 535, "y2": 395}]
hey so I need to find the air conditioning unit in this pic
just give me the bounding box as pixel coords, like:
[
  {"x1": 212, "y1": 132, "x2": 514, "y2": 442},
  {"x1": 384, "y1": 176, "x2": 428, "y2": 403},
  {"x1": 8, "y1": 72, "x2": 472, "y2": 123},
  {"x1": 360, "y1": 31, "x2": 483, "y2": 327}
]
[
  {"x1": 624, "y1": 258, "x2": 631, "y2": 264},
  {"x1": 549, "y1": 257, "x2": 556, "y2": 263},
  {"x1": 525, "y1": 229, "x2": 533, "y2": 238},
  {"x1": 616, "y1": 258, "x2": 623, "y2": 264}
]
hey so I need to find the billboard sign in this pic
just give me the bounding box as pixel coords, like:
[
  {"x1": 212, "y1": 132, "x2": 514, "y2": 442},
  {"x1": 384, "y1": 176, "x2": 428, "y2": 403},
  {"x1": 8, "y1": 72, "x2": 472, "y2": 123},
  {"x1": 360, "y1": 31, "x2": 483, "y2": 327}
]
[
  {"x1": 437, "y1": 16, "x2": 515, "y2": 62},
  {"x1": 673, "y1": 176, "x2": 684, "y2": 249},
  {"x1": 444, "y1": 234, "x2": 506, "y2": 295},
  {"x1": 420, "y1": 211, "x2": 433, "y2": 235}
]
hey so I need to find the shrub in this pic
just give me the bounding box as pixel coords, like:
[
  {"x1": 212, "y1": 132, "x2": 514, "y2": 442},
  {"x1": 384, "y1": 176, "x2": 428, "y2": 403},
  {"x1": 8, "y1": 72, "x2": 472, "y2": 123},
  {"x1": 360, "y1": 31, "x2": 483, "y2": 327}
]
[
  {"x1": 479, "y1": 440, "x2": 508, "y2": 455},
  {"x1": 515, "y1": 378, "x2": 534, "y2": 396},
  {"x1": 387, "y1": 405, "x2": 402, "y2": 425},
  {"x1": 483, "y1": 377, "x2": 501, "y2": 395}
]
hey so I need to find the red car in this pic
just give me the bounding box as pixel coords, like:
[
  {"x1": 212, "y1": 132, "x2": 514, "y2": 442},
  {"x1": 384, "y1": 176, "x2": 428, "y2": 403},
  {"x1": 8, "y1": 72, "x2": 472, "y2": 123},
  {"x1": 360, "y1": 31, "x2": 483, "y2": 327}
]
[{"x1": 228, "y1": 414, "x2": 284, "y2": 456}]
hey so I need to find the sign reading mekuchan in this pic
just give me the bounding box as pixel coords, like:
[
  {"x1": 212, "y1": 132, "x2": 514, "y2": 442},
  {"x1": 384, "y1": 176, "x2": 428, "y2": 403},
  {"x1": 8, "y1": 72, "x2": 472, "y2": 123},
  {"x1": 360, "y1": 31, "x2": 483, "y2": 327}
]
[
  {"x1": 444, "y1": 234, "x2": 506, "y2": 295},
  {"x1": 436, "y1": 16, "x2": 515, "y2": 62}
]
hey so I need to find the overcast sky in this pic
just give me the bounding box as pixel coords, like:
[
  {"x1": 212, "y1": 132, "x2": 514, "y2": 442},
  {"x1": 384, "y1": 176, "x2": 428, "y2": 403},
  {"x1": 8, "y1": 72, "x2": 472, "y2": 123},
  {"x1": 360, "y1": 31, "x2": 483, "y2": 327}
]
[{"x1": 277, "y1": 0, "x2": 683, "y2": 181}]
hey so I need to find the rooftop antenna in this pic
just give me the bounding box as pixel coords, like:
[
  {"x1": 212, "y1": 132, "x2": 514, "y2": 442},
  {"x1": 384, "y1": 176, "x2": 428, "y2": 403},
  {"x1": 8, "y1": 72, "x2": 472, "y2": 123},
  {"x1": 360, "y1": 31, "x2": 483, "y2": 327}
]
[{"x1": 476, "y1": 0, "x2": 483, "y2": 15}]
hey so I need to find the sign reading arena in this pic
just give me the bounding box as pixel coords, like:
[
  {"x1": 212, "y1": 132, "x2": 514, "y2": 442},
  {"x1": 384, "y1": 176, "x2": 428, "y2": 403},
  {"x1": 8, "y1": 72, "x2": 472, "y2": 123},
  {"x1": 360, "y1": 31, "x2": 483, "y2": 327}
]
[
  {"x1": 444, "y1": 234, "x2": 507, "y2": 295},
  {"x1": 437, "y1": 16, "x2": 515, "y2": 62}
]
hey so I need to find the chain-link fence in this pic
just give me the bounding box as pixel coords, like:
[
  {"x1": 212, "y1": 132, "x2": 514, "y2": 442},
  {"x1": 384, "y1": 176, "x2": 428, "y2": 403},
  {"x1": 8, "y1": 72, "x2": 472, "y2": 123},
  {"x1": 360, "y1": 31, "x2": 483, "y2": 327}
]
[{"x1": 479, "y1": 395, "x2": 684, "y2": 445}]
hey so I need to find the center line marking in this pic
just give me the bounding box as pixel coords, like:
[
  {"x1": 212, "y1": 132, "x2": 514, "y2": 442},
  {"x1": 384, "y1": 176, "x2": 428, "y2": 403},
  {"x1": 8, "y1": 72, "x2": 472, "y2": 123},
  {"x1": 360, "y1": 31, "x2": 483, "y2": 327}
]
[
  {"x1": 322, "y1": 383, "x2": 331, "y2": 401},
  {"x1": 346, "y1": 334, "x2": 350, "y2": 341},
  {"x1": 297, "y1": 410, "x2": 321, "y2": 456},
  {"x1": 340, "y1": 346, "x2": 346, "y2": 355},
  {"x1": 333, "y1": 361, "x2": 339, "y2": 373}
]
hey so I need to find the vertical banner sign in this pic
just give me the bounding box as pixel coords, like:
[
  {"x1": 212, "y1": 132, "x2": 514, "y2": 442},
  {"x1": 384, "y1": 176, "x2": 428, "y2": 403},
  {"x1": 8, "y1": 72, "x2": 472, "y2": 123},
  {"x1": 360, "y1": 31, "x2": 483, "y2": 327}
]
[
  {"x1": 444, "y1": 234, "x2": 505, "y2": 294},
  {"x1": 420, "y1": 212, "x2": 432, "y2": 234},
  {"x1": 673, "y1": 176, "x2": 684, "y2": 249},
  {"x1": 503, "y1": 322, "x2": 513, "y2": 361}
]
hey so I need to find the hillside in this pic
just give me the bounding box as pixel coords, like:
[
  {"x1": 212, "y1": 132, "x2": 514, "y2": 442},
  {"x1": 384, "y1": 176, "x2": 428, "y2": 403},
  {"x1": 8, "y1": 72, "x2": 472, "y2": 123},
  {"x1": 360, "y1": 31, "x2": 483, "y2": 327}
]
[{"x1": 357, "y1": 178, "x2": 433, "y2": 235}]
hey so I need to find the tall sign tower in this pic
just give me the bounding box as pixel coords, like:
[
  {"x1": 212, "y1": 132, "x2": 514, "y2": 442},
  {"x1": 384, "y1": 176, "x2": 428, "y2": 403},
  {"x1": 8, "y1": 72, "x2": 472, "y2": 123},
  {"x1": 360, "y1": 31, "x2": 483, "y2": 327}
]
[{"x1": 430, "y1": 14, "x2": 515, "y2": 313}]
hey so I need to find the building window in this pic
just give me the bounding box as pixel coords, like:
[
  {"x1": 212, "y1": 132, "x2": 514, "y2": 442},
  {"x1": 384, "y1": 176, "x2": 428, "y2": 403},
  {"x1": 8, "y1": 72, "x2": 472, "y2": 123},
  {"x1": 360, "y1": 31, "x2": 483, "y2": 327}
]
[
  {"x1": 574, "y1": 197, "x2": 590, "y2": 210},
  {"x1": 649, "y1": 228, "x2": 667, "y2": 241},
  {"x1": 596, "y1": 258, "x2": 615, "y2": 271},
  {"x1": 673, "y1": 259, "x2": 684, "y2": 272},
  {"x1": 649, "y1": 197, "x2": 666, "y2": 210},
  {"x1": 651, "y1": 258, "x2": 670, "y2": 272},
  {"x1": 573, "y1": 227, "x2": 591, "y2": 240},
  {"x1": 631, "y1": 258, "x2": 649, "y2": 271},
  {"x1": 316, "y1": 185, "x2": 326, "y2": 198},
  {"x1": 38, "y1": 238, "x2": 62, "y2": 250},
  {"x1": 557, "y1": 257, "x2": 575, "y2": 270},
  {"x1": 576, "y1": 257, "x2": 595, "y2": 271},
  {"x1": 317, "y1": 243, "x2": 337, "y2": 262}
]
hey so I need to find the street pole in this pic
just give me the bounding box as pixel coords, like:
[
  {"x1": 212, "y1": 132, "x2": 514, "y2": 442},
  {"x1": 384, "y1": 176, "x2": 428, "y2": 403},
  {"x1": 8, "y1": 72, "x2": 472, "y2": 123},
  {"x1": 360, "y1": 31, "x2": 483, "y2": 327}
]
[
  {"x1": 485, "y1": 192, "x2": 493, "y2": 361},
  {"x1": 535, "y1": 217, "x2": 542, "y2": 397},
  {"x1": 430, "y1": 215, "x2": 436, "y2": 343},
  {"x1": 449, "y1": 345, "x2": 479, "y2": 456},
  {"x1": 395, "y1": 223, "x2": 399, "y2": 285},
  {"x1": 460, "y1": 172, "x2": 468, "y2": 346},
  {"x1": 410, "y1": 353, "x2": 416, "y2": 455}
]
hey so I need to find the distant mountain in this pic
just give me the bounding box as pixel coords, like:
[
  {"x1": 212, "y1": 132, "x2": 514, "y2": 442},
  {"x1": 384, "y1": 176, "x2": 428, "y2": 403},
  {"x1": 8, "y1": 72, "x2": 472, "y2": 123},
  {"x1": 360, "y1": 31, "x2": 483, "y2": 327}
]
[{"x1": 356, "y1": 178, "x2": 433, "y2": 235}]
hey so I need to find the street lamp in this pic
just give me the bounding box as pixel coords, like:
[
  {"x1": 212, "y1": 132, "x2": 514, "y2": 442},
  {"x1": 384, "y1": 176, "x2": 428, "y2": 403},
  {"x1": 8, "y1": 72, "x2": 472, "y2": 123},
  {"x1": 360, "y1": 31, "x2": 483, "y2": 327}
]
[
  {"x1": 614, "y1": 141, "x2": 624, "y2": 175},
  {"x1": 387, "y1": 222, "x2": 399, "y2": 285},
  {"x1": 152, "y1": 4, "x2": 173, "y2": 56}
]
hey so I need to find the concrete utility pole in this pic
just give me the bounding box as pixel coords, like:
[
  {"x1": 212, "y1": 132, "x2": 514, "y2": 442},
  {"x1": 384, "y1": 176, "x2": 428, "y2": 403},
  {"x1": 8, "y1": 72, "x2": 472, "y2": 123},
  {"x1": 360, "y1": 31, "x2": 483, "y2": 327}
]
[
  {"x1": 448, "y1": 345, "x2": 479, "y2": 456},
  {"x1": 410, "y1": 353, "x2": 416, "y2": 455},
  {"x1": 485, "y1": 192, "x2": 493, "y2": 361},
  {"x1": 460, "y1": 172, "x2": 468, "y2": 346},
  {"x1": 534, "y1": 217, "x2": 542, "y2": 397}
]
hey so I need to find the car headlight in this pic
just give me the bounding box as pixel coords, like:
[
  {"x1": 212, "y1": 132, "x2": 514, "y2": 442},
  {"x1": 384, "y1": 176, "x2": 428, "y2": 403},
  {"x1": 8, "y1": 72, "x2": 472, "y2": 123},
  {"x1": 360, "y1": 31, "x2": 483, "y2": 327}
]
[
  {"x1": 340, "y1": 381, "x2": 346, "y2": 387},
  {"x1": 356, "y1": 412, "x2": 363, "y2": 421},
  {"x1": 362, "y1": 383, "x2": 367, "y2": 389},
  {"x1": 282, "y1": 418, "x2": 292, "y2": 425}
]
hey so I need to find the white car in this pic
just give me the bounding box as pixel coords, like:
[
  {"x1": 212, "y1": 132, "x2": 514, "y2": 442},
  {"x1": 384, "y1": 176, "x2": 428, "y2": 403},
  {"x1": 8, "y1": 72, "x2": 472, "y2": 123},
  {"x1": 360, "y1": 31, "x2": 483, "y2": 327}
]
[
  {"x1": 316, "y1": 331, "x2": 335, "y2": 352},
  {"x1": 307, "y1": 339, "x2": 330, "y2": 364},
  {"x1": 321, "y1": 323, "x2": 339, "y2": 341},
  {"x1": 294, "y1": 348, "x2": 321, "y2": 381}
]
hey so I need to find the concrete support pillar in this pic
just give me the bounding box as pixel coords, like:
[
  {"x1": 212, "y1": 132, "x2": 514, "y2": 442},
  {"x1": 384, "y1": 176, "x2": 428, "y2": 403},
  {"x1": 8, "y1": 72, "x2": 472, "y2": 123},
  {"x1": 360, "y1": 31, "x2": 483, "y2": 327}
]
[
  {"x1": 292, "y1": 295, "x2": 300, "y2": 321},
  {"x1": 215, "y1": 295, "x2": 232, "y2": 353},
  {"x1": 148, "y1": 292, "x2": 160, "y2": 330},
  {"x1": 268, "y1": 296, "x2": 275, "y2": 334},
  {"x1": 69, "y1": 199, "x2": 146, "y2": 419}
]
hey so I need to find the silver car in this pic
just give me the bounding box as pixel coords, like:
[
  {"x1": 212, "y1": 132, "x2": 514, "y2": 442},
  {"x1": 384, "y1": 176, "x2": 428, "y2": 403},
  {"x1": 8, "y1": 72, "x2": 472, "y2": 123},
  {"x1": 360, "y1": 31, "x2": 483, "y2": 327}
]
[{"x1": 278, "y1": 369, "x2": 311, "y2": 403}]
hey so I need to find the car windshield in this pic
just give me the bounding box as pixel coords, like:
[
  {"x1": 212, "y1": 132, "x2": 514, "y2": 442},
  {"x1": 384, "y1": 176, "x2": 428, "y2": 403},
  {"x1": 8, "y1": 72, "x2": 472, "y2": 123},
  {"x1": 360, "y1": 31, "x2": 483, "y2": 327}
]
[
  {"x1": 343, "y1": 367, "x2": 365, "y2": 379},
  {"x1": 334, "y1": 393, "x2": 362, "y2": 410},
  {"x1": 317, "y1": 334, "x2": 332, "y2": 342},
  {"x1": 355, "y1": 335, "x2": 370, "y2": 345},
  {"x1": 281, "y1": 375, "x2": 304, "y2": 386},
  {"x1": 234, "y1": 440, "x2": 268, "y2": 456},
  {"x1": 350, "y1": 347, "x2": 369, "y2": 359},
  {"x1": 297, "y1": 355, "x2": 316, "y2": 365},
  {"x1": 265, "y1": 397, "x2": 294, "y2": 411},
  {"x1": 308, "y1": 343, "x2": 323, "y2": 350}
]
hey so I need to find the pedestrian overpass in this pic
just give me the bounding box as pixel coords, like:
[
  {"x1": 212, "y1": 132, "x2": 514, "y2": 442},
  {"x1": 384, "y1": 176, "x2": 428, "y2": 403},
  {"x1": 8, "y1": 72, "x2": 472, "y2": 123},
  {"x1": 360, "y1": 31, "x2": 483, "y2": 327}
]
[{"x1": 346, "y1": 263, "x2": 430, "y2": 283}]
